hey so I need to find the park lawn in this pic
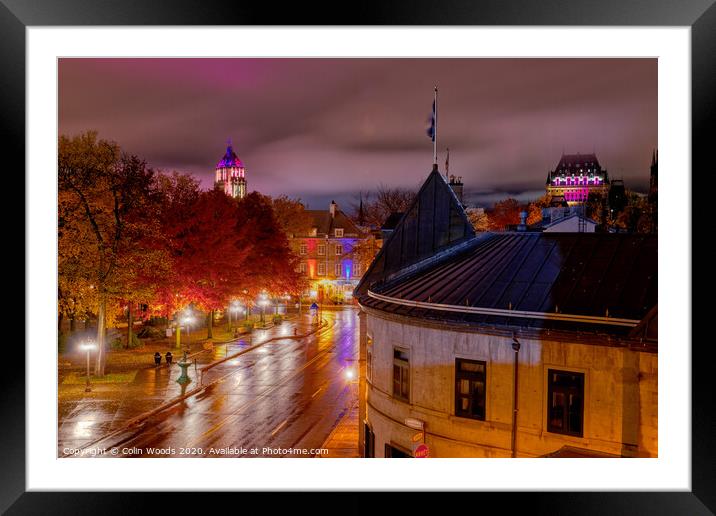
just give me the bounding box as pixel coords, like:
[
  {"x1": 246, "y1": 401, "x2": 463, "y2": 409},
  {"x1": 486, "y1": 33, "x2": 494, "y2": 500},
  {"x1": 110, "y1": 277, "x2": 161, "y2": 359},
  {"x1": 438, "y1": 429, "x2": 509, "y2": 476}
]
[{"x1": 62, "y1": 371, "x2": 138, "y2": 385}]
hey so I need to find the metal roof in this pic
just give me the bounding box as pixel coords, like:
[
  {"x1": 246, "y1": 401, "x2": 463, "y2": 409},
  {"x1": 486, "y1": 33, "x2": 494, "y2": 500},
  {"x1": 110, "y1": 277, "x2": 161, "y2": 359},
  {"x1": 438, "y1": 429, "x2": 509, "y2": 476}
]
[{"x1": 361, "y1": 232, "x2": 657, "y2": 335}]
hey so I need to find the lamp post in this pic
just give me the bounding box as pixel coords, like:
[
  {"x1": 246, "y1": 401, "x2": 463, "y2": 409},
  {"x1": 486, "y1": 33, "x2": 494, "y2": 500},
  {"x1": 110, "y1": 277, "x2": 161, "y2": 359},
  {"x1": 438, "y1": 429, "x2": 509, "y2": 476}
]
[
  {"x1": 259, "y1": 296, "x2": 269, "y2": 326},
  {"x1": 79, "y1": 341, "x2": 97, "y2": 392},
  {"x1": 181, "y1": 315, "x2": 194, "y2": 351},
  {"x1": 229, "y1": 300, "x2": 240, "y2": 330}
]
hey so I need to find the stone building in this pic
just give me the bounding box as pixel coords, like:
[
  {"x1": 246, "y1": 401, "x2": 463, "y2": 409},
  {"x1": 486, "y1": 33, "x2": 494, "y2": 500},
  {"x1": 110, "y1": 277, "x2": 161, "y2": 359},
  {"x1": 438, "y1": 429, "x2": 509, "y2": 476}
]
[
  {"x1": 289, "y1": 200, "x2": 376, "y2": 303},
  {"x1": 546, "y1": 152, "x2": 610, "y2": 205},
  {"x1": 355, "y1": 166, "x2": 657, "y2": 458}
]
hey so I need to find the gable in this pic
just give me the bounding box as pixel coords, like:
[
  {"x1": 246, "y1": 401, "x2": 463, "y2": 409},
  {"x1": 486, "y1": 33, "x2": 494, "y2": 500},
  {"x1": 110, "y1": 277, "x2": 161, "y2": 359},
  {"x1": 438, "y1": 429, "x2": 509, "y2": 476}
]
[{"x1": 355, "y1": 167, "x2": 475, "y2": 296}]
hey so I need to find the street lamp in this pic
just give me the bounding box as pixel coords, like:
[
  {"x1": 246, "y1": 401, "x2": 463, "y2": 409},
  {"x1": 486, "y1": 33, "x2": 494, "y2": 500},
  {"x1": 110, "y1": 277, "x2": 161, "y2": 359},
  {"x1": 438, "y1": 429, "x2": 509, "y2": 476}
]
[
  {"x1": 259, "y1": 295, "x2": 269, "y2": 326},
  {"x1": 79, "y1": 340, "x2": 97, "y2": 392},
  {"x1": 229, "y1": 300, "x2": 240, "y2": 329},
  {"x1": 181, "y1": 314, "x2": 194, "y2": 350}
]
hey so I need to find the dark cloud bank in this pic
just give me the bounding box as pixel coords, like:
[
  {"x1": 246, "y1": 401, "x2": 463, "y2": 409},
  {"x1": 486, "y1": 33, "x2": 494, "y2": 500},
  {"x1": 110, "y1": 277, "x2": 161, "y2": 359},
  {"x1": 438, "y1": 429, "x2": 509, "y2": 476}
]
[{"x1": 59, "y1": 58, "x2": 657, "y2": 209}]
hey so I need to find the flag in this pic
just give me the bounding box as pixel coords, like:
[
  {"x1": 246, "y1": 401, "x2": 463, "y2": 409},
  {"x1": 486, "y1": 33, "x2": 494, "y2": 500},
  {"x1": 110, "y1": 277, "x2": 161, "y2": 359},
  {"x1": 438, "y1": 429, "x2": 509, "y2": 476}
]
[{"x1": 426, "y1": 100, "x2": 436, "y2": 141}]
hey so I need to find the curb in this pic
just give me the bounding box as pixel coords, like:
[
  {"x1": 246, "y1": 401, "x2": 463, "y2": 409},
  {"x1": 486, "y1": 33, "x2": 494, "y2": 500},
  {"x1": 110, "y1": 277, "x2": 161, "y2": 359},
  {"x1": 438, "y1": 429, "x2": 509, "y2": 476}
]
[{"x1": 317, "y1": 401, "x2": 359, "y2": 458}]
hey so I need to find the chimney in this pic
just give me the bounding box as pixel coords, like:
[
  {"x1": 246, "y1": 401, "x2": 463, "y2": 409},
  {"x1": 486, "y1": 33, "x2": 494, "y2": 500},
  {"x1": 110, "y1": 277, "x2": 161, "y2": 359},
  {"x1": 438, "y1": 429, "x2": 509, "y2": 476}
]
[
  {"x1": 448, "y1": 175, "x2": 464, "y2": 205},
  {"x1": 329, "y1": 200, "x2": 337, "y2": 218}
]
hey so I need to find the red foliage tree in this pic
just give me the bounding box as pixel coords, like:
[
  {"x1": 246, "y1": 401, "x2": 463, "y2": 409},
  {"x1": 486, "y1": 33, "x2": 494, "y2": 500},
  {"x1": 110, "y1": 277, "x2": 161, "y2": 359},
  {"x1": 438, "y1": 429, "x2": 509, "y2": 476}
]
[
  {"x1": 170, "y1": 187, "x2": 253, "y2": 337},
  {"x1": 233, "y1": 193, "x2": 301, "y2": 300},
  {"x1": 489, "y1": 198, "x2": 522, "y2": 231}
]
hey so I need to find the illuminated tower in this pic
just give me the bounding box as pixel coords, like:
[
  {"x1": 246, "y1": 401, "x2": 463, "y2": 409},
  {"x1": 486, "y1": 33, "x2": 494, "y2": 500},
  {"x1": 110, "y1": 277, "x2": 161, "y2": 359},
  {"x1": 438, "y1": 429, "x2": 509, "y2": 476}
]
[{"x1": 214, "y1": 141, "x2": 247, "y2": 199}]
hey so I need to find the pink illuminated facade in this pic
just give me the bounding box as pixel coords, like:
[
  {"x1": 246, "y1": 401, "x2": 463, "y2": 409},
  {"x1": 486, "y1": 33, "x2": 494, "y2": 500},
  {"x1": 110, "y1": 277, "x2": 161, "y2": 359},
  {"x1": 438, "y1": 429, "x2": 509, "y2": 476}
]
[
  {"x1": 546, "y1": 153, "x2": 609, "y2": 205},
  {"x1": 214, "y1": 142, "x2": 247, "y2": 199}
]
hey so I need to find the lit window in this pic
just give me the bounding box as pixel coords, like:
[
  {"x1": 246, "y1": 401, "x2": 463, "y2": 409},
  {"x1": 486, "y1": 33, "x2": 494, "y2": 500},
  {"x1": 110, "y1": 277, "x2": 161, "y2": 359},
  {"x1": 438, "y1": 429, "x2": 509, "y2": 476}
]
[
  {"x1": 336, "y1": 245, "x2": 343, "y2": 256},
  {"x1": 354, "y1": 263, "x2": 361, "y2": 276},
  {"x1": 318, "y1": 244, "x2": 325, "y2": 256},
  {"x1": 335, "y1": 263, "x2": 342, "y2": 276},
  {"x1": 318, "y1": 262, "x2": 325, "y2": 275},
  {"x1": 299, "y1": 244, "x2": 307, "y2": 255},
  {"x1": 299, "y1": 262, "x2": 306, "y2": 273},
  {"x1": 547, "y1": 369, "x2": 584, "y2": 437},
  {"x1": 310, "y1": 227, "x2": 318, "y2": 237},
  {"x1": 455, "y1": 359, "x2": 486, "y2": 420},
  {"x1": 335, "y1": 228, "x2": 344, "y2": 238}
]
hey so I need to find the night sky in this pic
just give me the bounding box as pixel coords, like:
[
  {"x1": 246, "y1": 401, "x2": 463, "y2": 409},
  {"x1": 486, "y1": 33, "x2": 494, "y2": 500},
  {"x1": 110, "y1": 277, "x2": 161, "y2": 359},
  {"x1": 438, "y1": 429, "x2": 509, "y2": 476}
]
[{"x1": 59, "y1": 58, "x2": 657, "y2": 210}]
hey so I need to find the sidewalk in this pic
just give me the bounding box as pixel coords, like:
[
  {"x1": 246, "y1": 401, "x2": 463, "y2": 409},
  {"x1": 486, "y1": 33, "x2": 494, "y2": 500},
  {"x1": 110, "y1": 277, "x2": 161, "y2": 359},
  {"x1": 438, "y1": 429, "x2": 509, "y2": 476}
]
[
  {"x1": 58, "y1": 314, "x2": 320, "y2": 453},
  {"x1": 319, "y1": 400, "x2": 359, "y2": 458}
]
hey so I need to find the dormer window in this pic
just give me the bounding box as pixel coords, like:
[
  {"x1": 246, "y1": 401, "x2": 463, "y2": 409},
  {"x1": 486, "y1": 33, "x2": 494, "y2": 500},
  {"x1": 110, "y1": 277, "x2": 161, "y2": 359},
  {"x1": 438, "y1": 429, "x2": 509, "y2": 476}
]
[
  {"x1": 335, "y1": 228, "x2": 344, "y2": 238},
  {"x1": 310, "y1": 227, "x2": 318, "y2": 237}
]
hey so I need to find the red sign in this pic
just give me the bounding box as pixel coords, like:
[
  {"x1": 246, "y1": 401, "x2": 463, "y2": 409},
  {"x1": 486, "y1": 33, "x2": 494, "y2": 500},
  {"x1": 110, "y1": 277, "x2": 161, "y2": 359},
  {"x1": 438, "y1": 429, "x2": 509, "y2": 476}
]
[{"x1": 414, "y1": 443, "x2": 430, "y2": 458}]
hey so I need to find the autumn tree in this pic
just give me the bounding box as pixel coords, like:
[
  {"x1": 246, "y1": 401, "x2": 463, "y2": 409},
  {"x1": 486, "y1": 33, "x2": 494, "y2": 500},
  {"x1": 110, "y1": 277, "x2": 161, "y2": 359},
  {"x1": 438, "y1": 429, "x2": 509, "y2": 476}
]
[
  {"x1": 614, "y1": 190, "x2": 651, "y2": 233},
  {"x1": 169, "y1": 186, "x2": 253, "y2": 338},
  {"x1": 465, "y1": 207, "x2": 490, "y2": 232},
  {"x1": 525, "y1": 194, "x2": 552, "y2": 226},
  {"x1": 488, "y1": 198, "x2": 522, "y2": 231},
  {"x1": 585, "y1": 191, "x2": 608, "y2": 227},
  {"x1": 152, "y1": 171, "x2": 201, "y2": 317},
  {"x1": 234, "y1": 193, "x2": 301, "y2": 301},
  {"x1": 59, "y1": 186, "x2": 99, "y2": 335},
  {"x1": 270, "y1": 195, "x2": 314, "y2": 237},
  {"x1": 59, "y1": 132, "x2": 159, "y2": 375}
]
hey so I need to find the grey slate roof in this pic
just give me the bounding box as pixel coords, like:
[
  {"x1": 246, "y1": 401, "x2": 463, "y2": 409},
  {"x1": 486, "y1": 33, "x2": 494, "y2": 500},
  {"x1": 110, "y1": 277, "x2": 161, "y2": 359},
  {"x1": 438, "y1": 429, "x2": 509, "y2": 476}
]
[
  {"x1": 361, "y1": 232, "x2": 657, "y2": 335},
  {"x1": 301, "y1": 209, "x2": 364, "y2": 238}
]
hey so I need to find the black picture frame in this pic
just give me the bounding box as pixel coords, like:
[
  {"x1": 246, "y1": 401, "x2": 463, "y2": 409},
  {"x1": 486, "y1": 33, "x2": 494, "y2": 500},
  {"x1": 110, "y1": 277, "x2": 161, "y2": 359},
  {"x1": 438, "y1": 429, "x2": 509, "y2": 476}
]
[{"x1": 2, "y1": 0, "x2": 711, "y2": 513}]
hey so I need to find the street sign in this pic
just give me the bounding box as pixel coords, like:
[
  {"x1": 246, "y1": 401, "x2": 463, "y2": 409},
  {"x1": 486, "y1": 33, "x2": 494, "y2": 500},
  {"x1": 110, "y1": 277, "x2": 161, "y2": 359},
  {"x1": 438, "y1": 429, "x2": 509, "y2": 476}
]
[
  {"x1": 414, "y1": 443, "x2": 430, "y2": 458},
  {"x1": 411, "y1": 432, "x2": 423, "y2": 443},
  {"x1": 404, "y1": 418, "x2": 424, "y2": 430}
]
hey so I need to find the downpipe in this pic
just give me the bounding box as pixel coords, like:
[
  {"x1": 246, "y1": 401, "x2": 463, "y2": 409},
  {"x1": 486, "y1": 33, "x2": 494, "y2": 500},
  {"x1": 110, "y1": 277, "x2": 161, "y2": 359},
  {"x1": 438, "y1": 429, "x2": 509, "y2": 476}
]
[{"x1": 511, "y1": 335, "x2": 520, "y2": 458}]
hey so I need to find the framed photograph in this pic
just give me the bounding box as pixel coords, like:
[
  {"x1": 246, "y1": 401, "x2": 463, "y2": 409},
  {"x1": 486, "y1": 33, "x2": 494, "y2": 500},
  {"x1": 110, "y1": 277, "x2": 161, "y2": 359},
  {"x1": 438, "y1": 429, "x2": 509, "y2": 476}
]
[{"x1": 5, "y1": 0, "x2": 711, "y2": 513}]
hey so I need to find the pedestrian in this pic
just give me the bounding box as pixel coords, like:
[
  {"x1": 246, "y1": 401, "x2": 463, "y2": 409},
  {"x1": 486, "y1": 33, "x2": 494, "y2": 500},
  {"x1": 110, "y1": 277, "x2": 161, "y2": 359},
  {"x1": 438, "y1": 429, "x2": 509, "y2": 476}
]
[
  {"x1": 154, "y1": 352, "x2": 161, "y2": 366},
  {"x1": 165, "y1": 351, "x2": 173, "y2": 365}
]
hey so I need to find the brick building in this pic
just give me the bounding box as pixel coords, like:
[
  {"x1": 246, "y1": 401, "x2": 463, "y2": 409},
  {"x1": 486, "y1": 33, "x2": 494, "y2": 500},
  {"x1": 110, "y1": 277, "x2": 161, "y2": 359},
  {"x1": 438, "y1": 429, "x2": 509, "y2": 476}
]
[{"x1": 290, "y1": 201, "x2": 377, "y2": 303}]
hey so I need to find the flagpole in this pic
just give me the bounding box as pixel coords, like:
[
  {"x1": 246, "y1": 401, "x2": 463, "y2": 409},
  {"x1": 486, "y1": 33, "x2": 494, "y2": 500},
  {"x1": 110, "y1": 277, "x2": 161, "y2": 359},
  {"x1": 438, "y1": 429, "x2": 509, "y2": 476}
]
[{"x1": 433, "y1": 86, "x2": 438, "y2": 166}]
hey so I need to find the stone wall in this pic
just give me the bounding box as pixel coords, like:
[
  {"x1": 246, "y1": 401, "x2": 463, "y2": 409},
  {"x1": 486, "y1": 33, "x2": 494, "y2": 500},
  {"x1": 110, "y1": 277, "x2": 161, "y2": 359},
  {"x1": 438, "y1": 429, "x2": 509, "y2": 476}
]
[{"x1": 363, "y1": 311, "x2": 658, "y2": 458}]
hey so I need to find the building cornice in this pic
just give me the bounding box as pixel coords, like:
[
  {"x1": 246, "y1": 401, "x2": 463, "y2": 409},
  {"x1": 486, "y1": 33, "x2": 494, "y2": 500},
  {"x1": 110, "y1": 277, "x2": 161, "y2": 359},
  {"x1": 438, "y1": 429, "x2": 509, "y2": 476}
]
[{"x1": 358, "y1": 302, "x2": 657, "y2": 353}]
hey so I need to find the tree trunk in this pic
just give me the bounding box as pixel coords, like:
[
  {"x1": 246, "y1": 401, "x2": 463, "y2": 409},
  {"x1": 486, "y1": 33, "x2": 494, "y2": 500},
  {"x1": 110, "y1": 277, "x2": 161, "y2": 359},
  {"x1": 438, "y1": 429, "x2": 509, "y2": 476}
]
[
  {"x1": 94, "y1": 295, "x2": 107, "y2": 376},
  {"x1": 126, "y1": 303, "x2": 133, "y2": 349},
  {"x1": 70, "y1": 316, "x2": 76, "y2": 332},
  {"x1": 227, "y1": 305, "x2": 232, "y2": 330},
  {"x1": 207, "y1": 310, "x2": 213, "y2": 339},
  {"x1": 58, "y1": 312, "x2": 64, "y2": 333}
]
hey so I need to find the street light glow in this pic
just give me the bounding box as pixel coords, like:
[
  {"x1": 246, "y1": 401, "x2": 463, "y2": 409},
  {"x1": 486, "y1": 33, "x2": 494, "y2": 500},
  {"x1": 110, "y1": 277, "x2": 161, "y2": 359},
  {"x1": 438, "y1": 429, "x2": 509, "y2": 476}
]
[{"x1": 79, "y1": 341, "x2": 97, "y2": 351}]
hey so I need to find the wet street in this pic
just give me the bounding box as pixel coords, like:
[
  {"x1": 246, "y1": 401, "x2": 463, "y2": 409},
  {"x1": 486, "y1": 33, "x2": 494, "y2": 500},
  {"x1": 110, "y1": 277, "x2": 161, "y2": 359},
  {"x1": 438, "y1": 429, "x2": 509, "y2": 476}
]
[{"x1": 61, "y1": 308, "x2": 359, "y2": 458}]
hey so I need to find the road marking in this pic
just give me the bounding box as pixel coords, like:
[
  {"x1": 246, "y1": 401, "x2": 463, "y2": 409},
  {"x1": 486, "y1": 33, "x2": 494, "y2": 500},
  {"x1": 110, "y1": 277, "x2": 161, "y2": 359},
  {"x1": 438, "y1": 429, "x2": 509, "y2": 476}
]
[
  {"x1": 270, "y1": 418, "x2": 288, "y2": 437},
  {"x1": 182, "y1": 317, "x2": 339, "y2": 448}
]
